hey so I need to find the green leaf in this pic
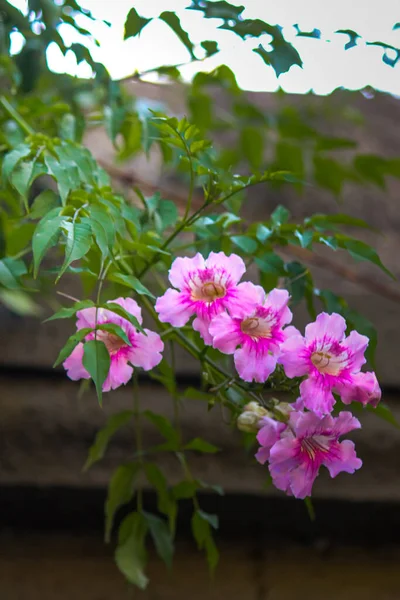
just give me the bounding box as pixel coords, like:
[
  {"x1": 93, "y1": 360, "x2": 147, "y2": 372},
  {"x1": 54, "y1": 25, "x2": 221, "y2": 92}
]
[
  {"x1": 1, "y1": 144, "x2": 31, "y2": 182},
  {"x1": 0, "y1": 289, "x2": 41, "y2": 317},
  {"x1": 115, "y1": 512, "x2": 148, "y2": 589},
  {"x1": 231, "y1": 235, "x2": 257, "y2": 254},
  {"x1": 82, "y1": 339, "x2": 111, "y2": 405},
  {"x1": 172, "y1": 481, "x2": 199, "y2": 500},
  {"x1": 197, "y1": 510, "x2": 219, "y2": 530},
  {"x1": 336, "y1": 236, "x2": 395, "y2": 279},
  {"x1": 109, "y1": 273, "x2": 155, "y2": 298},
  {"x1": 240, "y1": 126, "x2": 264, "y2": 169},
  {"x1": 84, "y1": 410, "x2": 134, "y2": 471},
  {"x1": 0, "y1": 257, "x2": 27, "y2": 289},
  {"x1": 255, "y1": 252, "x2": 285, "y2": 275},
  {"x1": 32, "y1": 209, "x2": 64, "y2": 277},
  {"x1": 124, "y1": 7, "x2": 151, "y2": 39},
  {"x1": 45, "y1": 300, "x2": 95, "y2": 322},
  {"x1": 253, "y1": 39, "x2": 302, "y2": 77},
  {"x1": 143, "y1": 511, "x2": 174, "y2": 569},
  {"x1": 105, "y1": 464, "x2": 140, "y2": 543},
  {"x1": 200, "y1": 40, "x2": 218, "y2": 56},
  {"x1": 144, "y1": 464, "x2": 173, "y2": 520},
  {"x1": 188, "y1": 0, "x2": 244, "y2": 20},
  {"x1": 10, "y1": 159, "x2": 37, "y2": 198},
  {"x1": 157, "y1": 200, "x2": 179, "y2": 232},
  {"x1": 143, "y1": 410, "x2": 179, "y2": 449},
  {"x1": 271, "y1": 205, "x2": 290, "y2": 226},
  {"x1": 366, "y1": 403, "x2": 400, "y2": 429},
  {"x1": 304, "y1": 497, "x2": 316, "y2": 521},
  {"x1": 191, "y1": 510, "x2": 219, "y2": 572},
  {"x1": 185, "y1": 438, "x2": 220, "y2": 453},
  {"x1": 53, "y1": 327, "x2": 92, "y2": 368},
  {"x1": 97, "y1": 322, "x2": 131, "y2": 346},
  {"x1": 29, "y1": 189, "x2": 59, "y2": 220},
  {"x1": 159, "y1": 11, "x2": 195, "y2": 58},
  {"x1": 45, "y1": 151, "x2": 78, "y2": 205},
  {"x1": 104, "y1": 302, "x2": 146, "y2": 335},
  {"x1": 313, "y1": 155, "x2": 348, "y2": 196},
  {"x1": 307, "y1": 213, "x2": 375, "y2": 231},
  {"x1": 294, "y1": 229, "x2": 313, "y2": 248},
  {"x1": 57, "y1": 220, "x2": 92, "y2": 282}
]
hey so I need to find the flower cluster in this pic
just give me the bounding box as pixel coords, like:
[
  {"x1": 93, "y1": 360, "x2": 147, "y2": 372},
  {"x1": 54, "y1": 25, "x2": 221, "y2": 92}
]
[
  {"x1": 156, "y1": 251, "x2": 381, "y2": 498},
  {"x1": 62, "y1": 251, "x2": 381, "y2": 499}
]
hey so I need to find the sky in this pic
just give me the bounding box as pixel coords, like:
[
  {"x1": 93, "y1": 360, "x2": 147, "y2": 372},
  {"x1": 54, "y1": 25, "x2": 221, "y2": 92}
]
[{"x1": 8, "y1": 0, "x2": 400, "y2": 96}]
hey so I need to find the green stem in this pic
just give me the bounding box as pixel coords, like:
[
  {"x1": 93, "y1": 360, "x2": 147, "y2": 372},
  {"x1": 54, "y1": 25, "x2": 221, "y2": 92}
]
[
  {"x1": 133, "y1": 373, "x2": 143, "y2": 512},
  {"x1": 183, "y1": 152, "x2": 195, "y2": 222},
  {"x1": 0, "y1": 96, "x2": 34, "y2": 136}
]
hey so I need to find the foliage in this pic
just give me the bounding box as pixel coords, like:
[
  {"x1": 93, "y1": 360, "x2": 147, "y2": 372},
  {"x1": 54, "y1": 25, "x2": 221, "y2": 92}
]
[{"x1": 0, "y1": 0, "x2": 398, "y2": 590}]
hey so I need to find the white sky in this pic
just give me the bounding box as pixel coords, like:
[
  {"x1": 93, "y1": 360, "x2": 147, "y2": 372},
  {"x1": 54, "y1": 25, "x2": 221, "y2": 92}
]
[{"x1": 8, "y1": 0, "x2": 400, "y2": 95}]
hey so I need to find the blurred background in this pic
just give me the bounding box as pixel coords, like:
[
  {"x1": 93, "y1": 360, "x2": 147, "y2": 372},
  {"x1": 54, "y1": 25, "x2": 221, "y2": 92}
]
[{"x1": 1, "y1": 0, "x2": 400, "y2": 598}]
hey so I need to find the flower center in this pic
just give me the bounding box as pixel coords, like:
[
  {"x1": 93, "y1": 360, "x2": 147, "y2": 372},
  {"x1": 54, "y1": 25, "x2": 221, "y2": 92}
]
[
  {"x1": 97, "y1": 331, "x2": 127, "y2": 354},
  {"x1": 191, "y1": 281, "x2": 226, "y2": 302},
  {"x1": 240, "y1": 317, "x2": 272, "y2": 340},
  {"x1": 311, "y1": 351, "x2": 344, "y2": 376},
  {"x1": 301, "y1": 435, "x2": 330, "y2": 459}
]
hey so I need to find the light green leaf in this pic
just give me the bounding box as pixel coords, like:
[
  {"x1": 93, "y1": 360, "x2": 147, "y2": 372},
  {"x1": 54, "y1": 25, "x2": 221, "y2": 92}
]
[
  {"x1": 84, "y1": 410, "x2": 134, "y2": 471},
  {"x1": 82, "y1": 339, "x2": 111, "y2": 405},
  {"x1": 143, "y1": 511, "x2": 174, "y2": 568},
  {"x1": 271, "y1": 205, "x2": 290, "y2": 226},
  {"x1": 0, "y1": 257, "x2": 27, "y2": 289},
  {"x1": 240, "y1": 126, "x2": 264, "y2": 169},
  {"x1": 53, "y1": 327, "x2": 92, "y2": 367},
  {"x1": 231, "y1": 235, "x2": 257, "y2": 254},
  {"x1": 1, "y1": 144, "x2": 31, "y2": 181},
  {"x1": 109, "y1": 273, "x2": 155, "y2": 298},
  {"x1": 29, "y1": 190, "x2": 59, "y2": 220},
  {"x1": 115, "y1": 512, "x2": 148, "y2": 589},
  {"x1": 57, "y1": 220, "x2": 92, "y2": 282},
  {"x1": 97, "y1": 322, "x2": 131, "y2": 347},
  {"x1": 32, "y1": 209, "x2": 65, "y2": 277},
  {"x1": 0, "y1": 289, "x2": 41, "y2": 316},
  {"x1": 185, "y1": 438, "x2": 220, "y2": 453},
  {"x1": 45, "y1": 300, "x2": 95, "y2": 322},
  {"x1": 337, "y1": 236, "x2": 395, "y2": 280},
  {"x1": 105, "y1": 463, "x2": 140, "y2": 543}
]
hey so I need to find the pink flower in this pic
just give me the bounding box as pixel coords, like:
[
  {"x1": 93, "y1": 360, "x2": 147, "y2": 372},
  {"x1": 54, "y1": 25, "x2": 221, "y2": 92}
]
[
  {"x1": 155, "y1": 252, "x2": 255, "y2": 344},
  {"x1": 279, "y1": 312, "x2": 381, "y2": 416},
  {"x1": 209, "y1": 286, "x2": 292, "y2": 382},
  {"x1": 264, "y1": 410, "x2": 362, "y2": 499},
  {"x1": 255, "y1": 417, "x2": 287, "y2": 464},
  {"x1": 63, "y1": 297, "x2": 163, "y2": 392}
]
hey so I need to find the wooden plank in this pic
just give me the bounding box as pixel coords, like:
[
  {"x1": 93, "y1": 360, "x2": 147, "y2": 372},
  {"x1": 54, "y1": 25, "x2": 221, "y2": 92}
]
[{"x1": 0, "y1": 373, "x2": 399, "y2": 500}]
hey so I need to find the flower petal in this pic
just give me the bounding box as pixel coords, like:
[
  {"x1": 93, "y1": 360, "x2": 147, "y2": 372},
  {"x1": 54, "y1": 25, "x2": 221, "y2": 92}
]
[
  {"x1": 168, "y1": 253, "x2": 206, "y2": 290},
  {"x1": 323, "y1": 440, "x2": 362, "y2": 478},
  {"x1": 255, "y1": 446, "x2": 271, "y2": 465},
  {"x1": 234, "y1": 347, "x2": 277, "y2": 383},
  {"x1": 336, "y1": 371, "x2": 381, "y2": 407},
  {"x1": 209, "y1": 312, "x2": 241, "y2": 354},
  {"x1": 63, "y1": 343, "x2": 90, "y2": 381},
  {"x1": 155, "y1": 289, "x2": 194, "y2": 327},
  {"x1": 256, "y1": 417, "x2": 286, "y2": 457},
  {"x1": 103, "y1": 355, "x2": 133, "y2": 392},
  {"x1": 331, "y1": 411, "x2": 362, "y2": 436},
  {"x1": 300, "y1": 377, "x2": 336, "y2": 416},
  {"x1": 128, "y1": 330, "x2": 164, "y2": 371},
  {"x1": 305, "y1": 312, "x2": 346, "y2": 343},
  {"x1": 344, "y1": 330, "x2": 368, "y2": 371},
  {"x1": 206, "y1": 252, "x2": 246, "y2": 284},
  {"x1": 193, "y1": 316, "x2": 213, "y2": 345},
  {"x1": 279, "y1": 333, "x2": 308, "y2": 378}
]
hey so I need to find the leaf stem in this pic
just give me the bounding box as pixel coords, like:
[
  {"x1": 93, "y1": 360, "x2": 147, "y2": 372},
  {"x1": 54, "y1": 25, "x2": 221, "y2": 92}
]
[
  {"x1": 133, "y1": 372, "x2": 143, "y2": 512},
  {"x1": 0, "y1": 96, "x2": 34, "y2": 136}
]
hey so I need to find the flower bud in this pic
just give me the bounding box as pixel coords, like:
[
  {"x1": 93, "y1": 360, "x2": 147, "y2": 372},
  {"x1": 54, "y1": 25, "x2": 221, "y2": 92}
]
[{"x1": 237, "y1": 402, "x2": 270, "y2": 433}]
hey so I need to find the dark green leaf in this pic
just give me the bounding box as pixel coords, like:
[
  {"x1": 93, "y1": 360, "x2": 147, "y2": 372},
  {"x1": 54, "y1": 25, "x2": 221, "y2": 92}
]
[
  {"x1": 240, "y1": 126, "x2": 264, "y2": 169},
  {"x1": 254, "y1": 40, "x2": 302, "y2": 77},
  {"x1": 200, "y1": 40, "x2": 218, "y2": 56},
  {"x1": 159, "y1": 11, "x2": 195, "y2": 58},
  {"x1": 115, "y1": 512, "x2": 148, "y2": 589},
  {"x1": 53, "y1": 327, "x2": 92, "y2": 367},
  {"x1": 185, "y1": 438, "x2": 220, "y2": 453},
  {"x1": 105, "y1": 464, "x2": 140, "y2": 543},
  {"x1": 105, "y1": 302, "x2": 146, "y2": 335},
  {"x1": 337, "y1": 236, "x2": 395, "y2": 279},
  {"x1": 144, "y1": 464, "x2": 173, "y2": 520},
  {"x1": 191, "y1": 510, "x2": 219, "y2": 572},
  {"x1": 143, "y1": 511, "x2": 174, "y2": 568},
  {"x1": 307, "y1": 213, "x2": 375, "y2": 231},
  {"x1": 172, "y1": 481, "x2": 198, "y2": 500},
  {"x1": 124, "y1": 7, "x2": 151, "y2": 39},
  {"x1": 97, "y1": 322, "x2": 132, "y2": 347},
  {"x1": 84, "y1": 410, "x2": 134, "y2": 471},
  {"x1": 188, "y1": 0, "x2": 244, "y2": 20},
  {"x1": 82, "y1": 339, "x2": 111, "y2": 405},
  {"x1": 366, "y1": 402, "x2": 400, "y2": 429},
  {"x1": 143, "y1": 410, "x2": 179, "y2": 449}
]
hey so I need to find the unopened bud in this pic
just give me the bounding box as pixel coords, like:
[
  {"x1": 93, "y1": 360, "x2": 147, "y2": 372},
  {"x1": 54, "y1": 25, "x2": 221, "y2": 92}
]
[
  {"x1": 243, "y1": 402, "x2": 269, "y2": 418},
  {"x1": 237, "y1": 411, "x2": 261, "y2": 433}
]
